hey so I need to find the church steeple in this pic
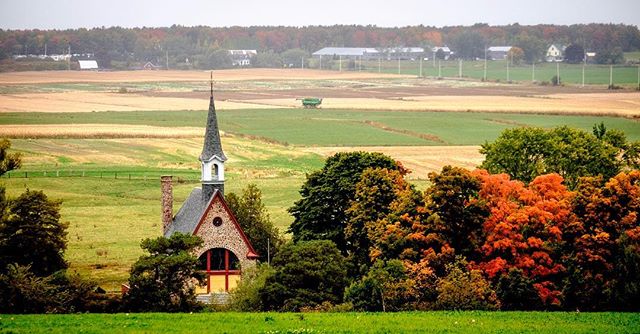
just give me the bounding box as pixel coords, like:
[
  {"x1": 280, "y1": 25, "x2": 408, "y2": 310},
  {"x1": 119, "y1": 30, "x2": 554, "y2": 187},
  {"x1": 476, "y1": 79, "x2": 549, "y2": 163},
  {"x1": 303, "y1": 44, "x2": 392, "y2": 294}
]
[{"x1": 200, "y1": 72, "x2": 227, "y2": 200}]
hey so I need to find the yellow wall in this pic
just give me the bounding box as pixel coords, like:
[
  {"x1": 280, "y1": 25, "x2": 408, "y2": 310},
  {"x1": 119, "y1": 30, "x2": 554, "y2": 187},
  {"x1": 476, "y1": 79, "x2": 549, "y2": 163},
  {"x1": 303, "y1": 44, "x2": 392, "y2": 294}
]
[{"x1": 196, "y1": 274, "x2": 241, "y2": 294}]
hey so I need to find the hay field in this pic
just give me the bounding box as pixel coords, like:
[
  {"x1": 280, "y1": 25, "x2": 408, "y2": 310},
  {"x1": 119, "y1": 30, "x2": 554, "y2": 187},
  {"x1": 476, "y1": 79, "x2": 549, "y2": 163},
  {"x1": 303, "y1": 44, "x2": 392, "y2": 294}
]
[
  {"x1": 249, "y1": 93, "x2": 640, "y2": 117},
  {"x1": 0, "y1": 124, "x2": 206, "y2": 138},
  {"x1": 0, "y1": 69, "x2": 409, "y2": 84},
  {"x1": 304, "y1": 146, "x2": 483, "y2": 179},
  {"x1": 0, "y1": 91, "x2": 279, "y2": 113}
]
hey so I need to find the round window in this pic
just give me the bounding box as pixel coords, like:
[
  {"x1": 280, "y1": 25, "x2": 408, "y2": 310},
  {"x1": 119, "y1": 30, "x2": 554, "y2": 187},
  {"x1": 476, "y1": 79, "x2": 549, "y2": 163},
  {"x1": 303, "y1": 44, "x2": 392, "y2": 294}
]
[{"x1": 212, "y1": 217, "x2": 223, "y2": 227}]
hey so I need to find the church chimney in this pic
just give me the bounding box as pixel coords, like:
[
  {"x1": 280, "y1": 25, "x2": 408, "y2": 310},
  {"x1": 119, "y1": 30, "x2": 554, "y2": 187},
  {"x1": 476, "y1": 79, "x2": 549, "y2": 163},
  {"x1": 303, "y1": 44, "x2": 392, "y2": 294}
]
[{"x1": 161, "y1": 175, "x2": 173, "y2": 234}]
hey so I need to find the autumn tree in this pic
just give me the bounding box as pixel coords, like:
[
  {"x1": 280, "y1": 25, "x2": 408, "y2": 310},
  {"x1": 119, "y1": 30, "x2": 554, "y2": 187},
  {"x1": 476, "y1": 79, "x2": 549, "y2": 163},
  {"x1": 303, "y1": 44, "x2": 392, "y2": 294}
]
[
  {"x1": 472, "y1": 171, "x2": 575, "y2": 308},
  {"x1": 565, "y1": 171, "x2": 640, "y2": 310},
  {"x1": 345, "y1": 167, "x2": 420, "y2": 277},
  {"x1": 226, "y1": 184, "x2": 284, "y2": 262},
  {"x1": 507, "y1": 46, "x2": 525, "y2": 65},
  {"x1": 288, "y1": 152, "x2": 404, "y2": 253}
]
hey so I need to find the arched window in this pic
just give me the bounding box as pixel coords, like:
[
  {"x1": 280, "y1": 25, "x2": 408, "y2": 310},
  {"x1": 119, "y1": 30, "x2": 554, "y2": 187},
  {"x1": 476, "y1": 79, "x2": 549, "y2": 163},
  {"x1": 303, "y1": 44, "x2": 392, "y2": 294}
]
[
  {"x1": 197, "y1": 248, "x2": 240, "y2": 293},
  {"x1": 211, "y1": 163, "x2": 219, "y2": 180}
]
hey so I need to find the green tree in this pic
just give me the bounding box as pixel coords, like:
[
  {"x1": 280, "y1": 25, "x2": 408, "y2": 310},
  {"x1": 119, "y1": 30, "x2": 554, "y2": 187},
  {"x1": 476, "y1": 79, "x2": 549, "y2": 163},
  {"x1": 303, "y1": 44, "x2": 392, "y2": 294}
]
[
  {"x1": 288, "y1": 152, "x2": 403, "y2": 253},
  {"x1": 260, "y1": 240, "x2": 347, "y2": 311},
  {"x1": 495, "y1": 268, "x2": 542, "y2": 310},
  {"x1": 595, "y1": 47, "x2": 625, "y2": 64},
  {"x1": 0, "y1": 190, "x2": 67, "y2": 276},
  {"x1": 481, "y1": 126, "x2": 622, "y2": 188},
  {"x1": 423, "y1": 166, "x2": 488, "y2": 260},
  {"x1": 0, "y1": 139, "x2": 21, "y2": 176},
  {"x1": 254, "y1": 50, "x2": 283, "y2": 68},
  {"x1": 344, "y1": 259, "x2": 411, "y2": 312},
  {"x1": 281, "y1": 48, "x2": 309, "y2": 67},
  {"x1": 226, "y1": 184, "x2": 284, "y2": 262},
  {"x1": 123, "y1": 233, "x2": 205, "y2": 312},
  {"x1": 564, "y1": 44, "x2": 585, "y2": 64}
]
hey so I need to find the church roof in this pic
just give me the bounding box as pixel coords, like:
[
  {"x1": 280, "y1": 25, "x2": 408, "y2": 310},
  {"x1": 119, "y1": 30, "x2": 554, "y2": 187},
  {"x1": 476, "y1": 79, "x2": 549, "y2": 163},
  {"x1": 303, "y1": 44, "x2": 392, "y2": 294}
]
[
  {"x1": 164, "y1": 188, "x2": 205, "y2": 237},
  {"x1": 164, "y1": 188, "x2": 259, "y2": 259},
  {"x1": 199, "y1": 92, "x2": 227, "y2": 163}
]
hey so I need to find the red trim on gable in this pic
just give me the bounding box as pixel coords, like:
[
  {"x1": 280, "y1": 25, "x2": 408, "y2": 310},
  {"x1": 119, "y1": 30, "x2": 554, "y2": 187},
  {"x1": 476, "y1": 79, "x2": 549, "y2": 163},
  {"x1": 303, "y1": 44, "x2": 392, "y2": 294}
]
[{"x1": 193, "y1": 191, "x2": 260, "y2": 259}]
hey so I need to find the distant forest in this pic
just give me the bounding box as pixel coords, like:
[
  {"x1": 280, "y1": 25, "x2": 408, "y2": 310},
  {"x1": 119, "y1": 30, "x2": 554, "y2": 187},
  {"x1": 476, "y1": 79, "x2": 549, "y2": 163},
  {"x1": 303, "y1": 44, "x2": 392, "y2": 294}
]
[{"x1": 1, "y1": 23, "x2": 639, "y2": 69}]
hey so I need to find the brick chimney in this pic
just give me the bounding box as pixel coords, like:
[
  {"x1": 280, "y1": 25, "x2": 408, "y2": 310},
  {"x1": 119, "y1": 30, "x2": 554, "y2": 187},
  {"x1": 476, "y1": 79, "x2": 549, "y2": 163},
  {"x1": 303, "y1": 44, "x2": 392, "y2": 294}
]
[{"x1": 161, "y1": 175, "x2": 173, "y2": 234}]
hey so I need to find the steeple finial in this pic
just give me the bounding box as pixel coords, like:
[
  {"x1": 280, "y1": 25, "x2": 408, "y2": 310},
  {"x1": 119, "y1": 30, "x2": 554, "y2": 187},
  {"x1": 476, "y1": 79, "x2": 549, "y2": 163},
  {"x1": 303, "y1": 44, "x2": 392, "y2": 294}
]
[{"x1": 210, "y1": 71, "x2": 213, "y2": 97}]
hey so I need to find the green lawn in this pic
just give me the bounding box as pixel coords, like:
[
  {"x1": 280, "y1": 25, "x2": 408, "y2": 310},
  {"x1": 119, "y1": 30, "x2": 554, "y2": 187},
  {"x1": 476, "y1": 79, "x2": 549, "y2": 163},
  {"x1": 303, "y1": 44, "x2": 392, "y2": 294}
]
[
  {"x1": 1, "y1": 137, "x2": 321, "y2": 289},
  {"x1": 2, "y1": 109, "x2": 638, "y2": 146},
  {"x1": 0, "y1": 312, "x2": 638, "y2": 333},
  {"x1": 351, "y1": 59, "x2": 640, "y2": 86}
]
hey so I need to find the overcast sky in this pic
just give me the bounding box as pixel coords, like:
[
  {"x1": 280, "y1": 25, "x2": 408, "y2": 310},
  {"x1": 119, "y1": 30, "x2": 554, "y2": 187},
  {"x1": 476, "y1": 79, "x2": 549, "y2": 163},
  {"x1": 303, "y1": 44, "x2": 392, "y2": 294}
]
[{"x1": 1, "y1": 0, "x2": 638, "y2": 29}]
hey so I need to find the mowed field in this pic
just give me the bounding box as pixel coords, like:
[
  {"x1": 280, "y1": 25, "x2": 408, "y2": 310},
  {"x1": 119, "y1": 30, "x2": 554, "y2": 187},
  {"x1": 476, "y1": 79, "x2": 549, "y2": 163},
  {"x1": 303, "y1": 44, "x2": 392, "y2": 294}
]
[
  {"x1": 2, "y1": 312, "x2": 639, "y2": 333},
  {"x1": 1, "y1": 69, "x2": 639, "y2": 289}
]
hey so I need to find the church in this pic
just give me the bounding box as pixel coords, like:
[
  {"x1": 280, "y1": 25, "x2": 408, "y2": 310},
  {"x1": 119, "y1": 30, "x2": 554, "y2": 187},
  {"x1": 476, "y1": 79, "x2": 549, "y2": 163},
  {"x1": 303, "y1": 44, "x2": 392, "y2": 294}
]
[{"x1": 160, "y1": 79, "x2": 258, "y2": 300}]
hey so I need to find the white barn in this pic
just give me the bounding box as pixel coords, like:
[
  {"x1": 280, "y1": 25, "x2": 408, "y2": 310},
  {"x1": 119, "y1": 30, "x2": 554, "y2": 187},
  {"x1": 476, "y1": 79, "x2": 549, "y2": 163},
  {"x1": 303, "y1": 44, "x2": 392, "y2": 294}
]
[{"x1": 78, "y1": 60, "x2": 98, "y2": 70}]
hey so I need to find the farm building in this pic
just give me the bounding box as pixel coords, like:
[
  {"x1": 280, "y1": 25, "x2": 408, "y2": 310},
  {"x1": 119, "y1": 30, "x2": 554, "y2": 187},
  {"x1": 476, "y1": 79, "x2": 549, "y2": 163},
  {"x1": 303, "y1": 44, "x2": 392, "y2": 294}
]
[
  {"x1": 160, "y1": 80, "x2": 258, "y2": 302},
  {"x1": 78, "y1": 60, "x2": 98, "y2": 70},
  {"x1": 312, "y1": 47, "x2": 379, "y2": 60},
  {"x1": 546, "y1": 44, "x2": 566, "y2": 62},
  {"x1": 487, "y1": 46, "x2": 513, "y2": 60},
  {"x1": 228, "y1": 50, "x2": 257, "y2": 66},
  {"x1": 312, "y1": 47, "x2": 425, "y2": 61}
]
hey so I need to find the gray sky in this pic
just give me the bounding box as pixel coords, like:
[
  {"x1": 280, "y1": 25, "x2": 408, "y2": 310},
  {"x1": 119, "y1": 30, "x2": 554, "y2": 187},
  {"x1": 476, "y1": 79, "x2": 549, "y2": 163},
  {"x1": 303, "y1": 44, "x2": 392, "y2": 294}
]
[{"x1": 1, "y1": 0, "x2": 638, "y2": 29}]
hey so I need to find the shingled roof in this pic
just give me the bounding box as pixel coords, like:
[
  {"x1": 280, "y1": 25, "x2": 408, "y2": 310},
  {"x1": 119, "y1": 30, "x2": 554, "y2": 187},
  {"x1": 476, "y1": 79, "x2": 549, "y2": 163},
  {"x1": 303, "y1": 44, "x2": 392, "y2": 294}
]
[{"x1": 199, "y1": 92, "x2": 227, "y2": 162}]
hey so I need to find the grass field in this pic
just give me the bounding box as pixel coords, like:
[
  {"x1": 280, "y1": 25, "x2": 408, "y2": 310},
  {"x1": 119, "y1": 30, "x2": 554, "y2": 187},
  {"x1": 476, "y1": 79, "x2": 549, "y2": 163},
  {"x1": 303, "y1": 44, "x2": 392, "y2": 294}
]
[
  {"x1": 1, "y1": 69, "x2": 639, "y2": 290},
  {"x1": 349, "y1": 59, "x2": 640, "y2": 86},
  {"x1": 1, "y1": 109, "x2": 638, "y2": 145},
  {"x1": 0, "y1": 312, "x2": 638, "y2": 333}
]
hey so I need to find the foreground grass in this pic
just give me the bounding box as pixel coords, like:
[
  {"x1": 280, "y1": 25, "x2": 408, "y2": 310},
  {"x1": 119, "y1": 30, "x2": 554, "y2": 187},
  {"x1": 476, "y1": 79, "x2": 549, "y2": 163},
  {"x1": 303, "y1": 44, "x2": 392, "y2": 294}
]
[{"x1": 0, "y1": 312, "x2": 638, "y2": 333}]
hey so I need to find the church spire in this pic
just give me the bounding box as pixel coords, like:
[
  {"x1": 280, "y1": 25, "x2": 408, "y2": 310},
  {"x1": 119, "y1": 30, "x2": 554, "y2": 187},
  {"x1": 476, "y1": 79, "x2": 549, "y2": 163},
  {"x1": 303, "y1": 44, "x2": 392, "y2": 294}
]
[
  {"x1": 200, "y1": 72, "x2": 227, "y2": 163},
  {"x1": 200, "y1": 72, "x2": 226, "y2": 200}
]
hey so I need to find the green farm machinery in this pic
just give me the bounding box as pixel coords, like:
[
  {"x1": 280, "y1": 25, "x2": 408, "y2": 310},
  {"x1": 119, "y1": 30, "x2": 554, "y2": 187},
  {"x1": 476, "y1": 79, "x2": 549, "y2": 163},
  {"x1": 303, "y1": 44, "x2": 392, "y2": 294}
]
[{"x1": 298, "y1": 97, "x2": 323, "y2": 108}]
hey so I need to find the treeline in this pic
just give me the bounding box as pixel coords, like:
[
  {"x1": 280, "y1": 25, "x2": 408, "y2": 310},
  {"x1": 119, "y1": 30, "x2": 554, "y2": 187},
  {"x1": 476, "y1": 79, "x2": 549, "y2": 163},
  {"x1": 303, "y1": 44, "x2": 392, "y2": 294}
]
[
  {"x1": 232, "y1": 124, "x2": 640, "y2": 312},
  {"x1": 1, "y1": 23, "x2": 639, "y2": 69}
]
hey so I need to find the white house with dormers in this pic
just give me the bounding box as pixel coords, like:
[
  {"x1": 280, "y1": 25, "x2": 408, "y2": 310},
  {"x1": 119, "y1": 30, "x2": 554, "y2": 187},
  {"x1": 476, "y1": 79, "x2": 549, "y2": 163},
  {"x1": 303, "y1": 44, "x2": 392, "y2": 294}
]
[{"x1": 546, "y1": 44, "x2": 566, "y2": 62}]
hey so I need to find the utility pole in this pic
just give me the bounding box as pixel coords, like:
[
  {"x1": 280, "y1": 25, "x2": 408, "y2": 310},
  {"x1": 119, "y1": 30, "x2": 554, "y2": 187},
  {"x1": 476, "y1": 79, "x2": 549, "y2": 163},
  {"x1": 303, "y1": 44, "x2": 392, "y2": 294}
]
[
  {"x1": 458, "y1": 59, "x2": 462, "y2": 78},
  {"x1": 378, "y1": 56, "x2": 381, "y2": 73},
  {"x1": 483, "y1": 47, "x2": 487, "y2": 81},
  {"x1": 438, "y1": 60, "x2": 442, "y2": 78},
  {"x1": 532, "y1": 62, "x2": 535, "y2": 82},
  {"x1": 166, "y1": 50, "x2": 169, "y2": 70},
  {"x1": 556, "y1": 62, "x2": 561, "y2": 85},
  {"x1": 397, "y1": 55, "x2": 401, "y2": 75},
  {"x1": 433, "y1": 49, "x2": 436, "y2": 67},
  {"x1": 339, "y1": 55, "x2": 342, "y2": 72},
  {"x1": 581, "y1": 59, "x2": 585, "y2": 88},
  {"x1": 506, "y1": 57, "x2": 510, "y2": 82},
  {"x1": 301, "y1": 56, "x2": 304, "y2": 69},
  {"x1": 319, "y1": 55, "x2": 322, "y2": 70},
  {"x1": 609, "y1": 64, "x2": 613, "y2": 87},
  {"x1": 419, "y1": 57, "x2": 423, "y2": 77},
  {"x1": 44, "y1": 43, "x2": 47, "y2": 57},
  {"x1": 67, "y1": 45, "x2": 71, "y2": 71}
]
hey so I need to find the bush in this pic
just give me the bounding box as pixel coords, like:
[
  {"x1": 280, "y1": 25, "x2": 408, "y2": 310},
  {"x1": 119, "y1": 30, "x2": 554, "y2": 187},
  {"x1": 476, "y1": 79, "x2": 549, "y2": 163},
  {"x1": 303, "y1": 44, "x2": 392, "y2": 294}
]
[
  {"x1": 435, "y1": 259, "x2": 500, "y2": 310},
  {"x1": 551, "y1": 75, "x2": 560, "y2": 86},
  {"x1": 260, "y1": 240, "x2": 348, "y2": 311},
  {"x1": 344, "y1": 259, "x2": 412, "y2": 312},
  {"x1": 228, "y1": 264, "x2": 274, "y2": 311},
  {"x1": 123, "y1": 233, "x2": 205, "y2": 312}
]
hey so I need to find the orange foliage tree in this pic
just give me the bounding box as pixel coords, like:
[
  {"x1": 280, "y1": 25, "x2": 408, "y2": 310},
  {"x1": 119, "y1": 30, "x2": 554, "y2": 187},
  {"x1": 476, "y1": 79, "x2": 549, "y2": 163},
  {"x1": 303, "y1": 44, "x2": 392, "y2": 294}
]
[
  {"x1": 472, "y1": 171, "x2": 576, "y2": 308},
  {"x1": 565, "y1": 171, "x2": 640, "y2": 310}
]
